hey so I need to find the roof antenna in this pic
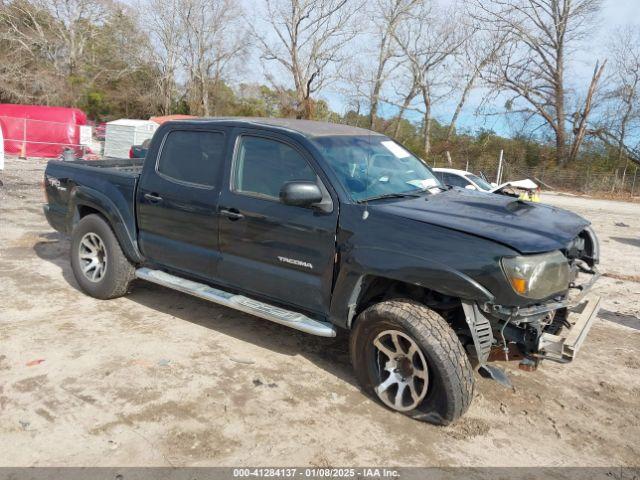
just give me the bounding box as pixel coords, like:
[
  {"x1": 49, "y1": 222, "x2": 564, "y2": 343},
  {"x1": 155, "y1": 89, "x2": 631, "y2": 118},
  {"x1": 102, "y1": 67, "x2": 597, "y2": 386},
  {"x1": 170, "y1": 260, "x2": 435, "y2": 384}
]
[{"x1": 362, "y1": 128, "x2": 371, "y2": 220}]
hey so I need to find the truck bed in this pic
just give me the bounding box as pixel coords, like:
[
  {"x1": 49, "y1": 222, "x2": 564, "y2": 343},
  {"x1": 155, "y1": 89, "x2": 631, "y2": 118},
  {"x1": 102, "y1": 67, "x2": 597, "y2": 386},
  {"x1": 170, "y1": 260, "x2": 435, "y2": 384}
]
[
  {"x1": 61, "y1": 157, "x2": 144, "y2": 175},
  {"x1": 44, "y1": 158, "x2": 142, "y2": 242}
]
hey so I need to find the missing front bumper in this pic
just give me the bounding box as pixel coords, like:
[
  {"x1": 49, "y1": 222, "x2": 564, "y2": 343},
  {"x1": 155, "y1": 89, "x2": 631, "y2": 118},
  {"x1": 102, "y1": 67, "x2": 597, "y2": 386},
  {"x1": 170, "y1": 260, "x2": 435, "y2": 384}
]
[{"x1": 537, "y1": 293, "x2": 601, "y2": 362}]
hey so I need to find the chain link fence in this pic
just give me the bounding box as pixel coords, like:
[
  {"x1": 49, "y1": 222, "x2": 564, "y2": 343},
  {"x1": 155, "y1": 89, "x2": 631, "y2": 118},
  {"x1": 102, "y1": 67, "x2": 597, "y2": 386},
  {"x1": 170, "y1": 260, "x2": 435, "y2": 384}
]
[
  {"x1": 436, "y1": 154, "x2": 640, "y2": 198},
  {"x1": 505, "y1": 163, "x2": 639, "y2": 197},
  {"x1": 0, "y1": 115, "x2": 101, "y2": 159},
  {"x1": 2, "y1": 116, "x2": 638, "y2": 199}
]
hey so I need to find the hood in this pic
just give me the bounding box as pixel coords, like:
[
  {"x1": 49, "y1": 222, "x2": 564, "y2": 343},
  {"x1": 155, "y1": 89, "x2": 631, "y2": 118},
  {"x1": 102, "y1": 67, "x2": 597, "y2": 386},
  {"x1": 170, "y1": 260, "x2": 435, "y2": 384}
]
[{"x1": 375, "y1": 189, "x2": 589, "y2": 254}]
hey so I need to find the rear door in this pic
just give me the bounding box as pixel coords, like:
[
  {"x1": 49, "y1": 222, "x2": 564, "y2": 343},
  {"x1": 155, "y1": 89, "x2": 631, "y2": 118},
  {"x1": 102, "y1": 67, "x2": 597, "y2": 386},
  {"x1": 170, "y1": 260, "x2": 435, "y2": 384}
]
[
  {"x1": 217, "y1": 129, "x2": 338, "y2": 315},
  {"x1": 137, "y1": 126, "x2": 228, "y2": 280}
]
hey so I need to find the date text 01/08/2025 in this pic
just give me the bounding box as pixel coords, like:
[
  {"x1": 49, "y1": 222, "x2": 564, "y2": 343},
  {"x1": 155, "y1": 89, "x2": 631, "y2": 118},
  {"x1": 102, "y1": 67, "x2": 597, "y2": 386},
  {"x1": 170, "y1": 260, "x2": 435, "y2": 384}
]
[{"x1": 232, "y1": 468, "x2": 400, "y2": 478}]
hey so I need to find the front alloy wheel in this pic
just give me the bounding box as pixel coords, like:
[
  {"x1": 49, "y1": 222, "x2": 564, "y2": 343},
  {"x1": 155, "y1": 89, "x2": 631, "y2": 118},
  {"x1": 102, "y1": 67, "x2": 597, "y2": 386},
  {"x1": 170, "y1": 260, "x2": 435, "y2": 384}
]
[
  {"x1": 350, "y1": 299, "x2": 475, "y2": 425},
  {"x1": 373, "y1": 330, "x2": 429, "y2": 411}
]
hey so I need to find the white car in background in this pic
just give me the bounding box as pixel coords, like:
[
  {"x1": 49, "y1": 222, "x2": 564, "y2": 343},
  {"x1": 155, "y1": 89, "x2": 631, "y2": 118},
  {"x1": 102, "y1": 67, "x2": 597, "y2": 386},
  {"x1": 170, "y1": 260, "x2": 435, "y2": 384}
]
[{"x1": 432, "y1": 168, "x2": 540, "y2": 202}]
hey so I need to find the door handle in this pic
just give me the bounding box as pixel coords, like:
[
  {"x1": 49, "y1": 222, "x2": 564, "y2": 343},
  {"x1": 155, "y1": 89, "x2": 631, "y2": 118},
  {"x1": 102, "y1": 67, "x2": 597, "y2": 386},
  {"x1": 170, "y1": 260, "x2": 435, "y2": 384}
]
[
  {"x1": 144, "y1": 192, "x2": 163, "y2": 203},
  {"x1": 220, "y1": 208, "x2": 244, "y2": 221}
]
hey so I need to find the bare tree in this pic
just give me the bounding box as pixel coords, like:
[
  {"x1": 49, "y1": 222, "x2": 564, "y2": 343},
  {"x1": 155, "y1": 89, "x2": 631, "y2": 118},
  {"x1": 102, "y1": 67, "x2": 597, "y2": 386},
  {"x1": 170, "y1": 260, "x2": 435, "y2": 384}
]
[
  {"x1": 391, "y1": 79, "x2": 419, "y2": 138},
  {"x1": 394, "y1": 2, "x2": 467, "y2": 156},
  {"x1": 34, "y1": 0, "x2": 109, "y2": 79},
  {"x1": 0, "y1": 0, "x2": 60, "y2": 103},
  {"x1": 0, "y1": 0, "x2": 144, "y2": 106},
  {"x1": 365, "y1": 0, "x2": 420, "y2": 128},
  {"x1": 443, "y1": 28, "x2": 507, "y2": 146},
  {"x1": 591, "y1": 26, "x2": 640, "y2": 172},
  {"x1": 255, "y1": 0, "x2": 361, "y2": 119},
  {"x1": 145, "y1": 0, "x2": 183, "y2": 114},
  {"x1": 180, "y1": 0, "x2": 247, "y2": 116},
  {"x1": 474, "y1": 0, "x2": 605, "y2": 165}
]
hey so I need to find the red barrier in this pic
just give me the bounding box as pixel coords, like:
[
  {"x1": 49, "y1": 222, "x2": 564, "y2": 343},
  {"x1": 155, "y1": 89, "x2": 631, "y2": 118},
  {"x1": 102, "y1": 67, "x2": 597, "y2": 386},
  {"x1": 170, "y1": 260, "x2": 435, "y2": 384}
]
[{"x1": 0, "y1": 104, "x2": 87, "y2": 158}]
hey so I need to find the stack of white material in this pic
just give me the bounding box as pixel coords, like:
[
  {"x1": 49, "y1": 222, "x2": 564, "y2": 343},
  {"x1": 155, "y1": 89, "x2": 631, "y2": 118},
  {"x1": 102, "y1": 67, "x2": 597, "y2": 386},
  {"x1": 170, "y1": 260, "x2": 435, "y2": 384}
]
[{"x1": 104, "y1": 119, "x2": 158, "y2": 158}]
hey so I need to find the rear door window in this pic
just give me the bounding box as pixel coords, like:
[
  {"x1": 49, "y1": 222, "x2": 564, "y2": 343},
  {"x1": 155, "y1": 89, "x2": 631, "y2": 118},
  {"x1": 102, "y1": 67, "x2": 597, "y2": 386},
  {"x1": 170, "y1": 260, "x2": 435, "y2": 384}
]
[
  {"x1": 157, "y1": 130, "x2": 225, "y2": 187},
  {"x1": 232, "y1": 136, "x2": 317, "y2": 200}
]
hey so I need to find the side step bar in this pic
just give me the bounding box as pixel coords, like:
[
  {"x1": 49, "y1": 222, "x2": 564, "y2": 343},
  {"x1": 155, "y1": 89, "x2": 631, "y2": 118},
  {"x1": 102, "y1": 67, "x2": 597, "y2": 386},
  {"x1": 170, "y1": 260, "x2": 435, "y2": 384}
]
[{"x1": 135, "y1": 268, "x2": 336, "y2": 337}]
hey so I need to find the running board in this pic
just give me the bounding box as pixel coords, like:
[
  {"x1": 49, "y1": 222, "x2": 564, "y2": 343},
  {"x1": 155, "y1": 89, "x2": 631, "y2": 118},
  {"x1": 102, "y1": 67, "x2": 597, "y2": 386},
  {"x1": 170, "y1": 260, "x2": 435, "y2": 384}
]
[{"x1": 135, "y1": 268, "x2": 336, "y2": 337}]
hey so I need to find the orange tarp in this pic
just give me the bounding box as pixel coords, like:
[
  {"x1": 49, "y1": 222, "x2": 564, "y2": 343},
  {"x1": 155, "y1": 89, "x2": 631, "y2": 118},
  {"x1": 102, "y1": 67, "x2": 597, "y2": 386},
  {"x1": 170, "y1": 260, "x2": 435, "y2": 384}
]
[{"x1": 149, "y1": 115, "x2": 196, "y2": 125}]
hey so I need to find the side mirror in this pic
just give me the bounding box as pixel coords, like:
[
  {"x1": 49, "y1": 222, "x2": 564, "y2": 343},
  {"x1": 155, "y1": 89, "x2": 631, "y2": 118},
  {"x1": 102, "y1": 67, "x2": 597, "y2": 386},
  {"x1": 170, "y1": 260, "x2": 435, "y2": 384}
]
[
  {"x1": 280, "y1": 181, "x2": 323, "y2": 207},
  {"x1": 465, "y1": 184, "x2": 477, "y2": 190}
]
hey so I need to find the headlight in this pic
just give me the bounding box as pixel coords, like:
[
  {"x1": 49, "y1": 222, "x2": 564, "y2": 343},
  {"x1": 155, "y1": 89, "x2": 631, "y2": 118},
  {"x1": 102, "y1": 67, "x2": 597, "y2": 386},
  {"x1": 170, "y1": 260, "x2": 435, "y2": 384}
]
[{"x1": 501, "y1": 251, "x2": 570, "y2": 299}]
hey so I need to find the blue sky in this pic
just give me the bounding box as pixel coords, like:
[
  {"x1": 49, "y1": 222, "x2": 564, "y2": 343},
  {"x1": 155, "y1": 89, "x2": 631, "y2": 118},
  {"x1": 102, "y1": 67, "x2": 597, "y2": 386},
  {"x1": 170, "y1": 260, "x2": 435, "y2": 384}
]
[
  {"x1": 138, "y1": 0, "x2": 640, "y2": 137},
  {"x1": 309, "y1": 0, "x2": 640, "y2": 138}
]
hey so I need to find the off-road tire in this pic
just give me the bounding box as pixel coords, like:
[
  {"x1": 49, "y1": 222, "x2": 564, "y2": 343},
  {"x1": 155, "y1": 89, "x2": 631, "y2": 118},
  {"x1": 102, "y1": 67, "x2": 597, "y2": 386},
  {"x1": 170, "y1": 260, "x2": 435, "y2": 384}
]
[
  {"x1": 70, "y1": 214, "x2": 135, "y2": 299},
  {"x1": 350, "y1": 299, "x2": 474, "y2": 425}
]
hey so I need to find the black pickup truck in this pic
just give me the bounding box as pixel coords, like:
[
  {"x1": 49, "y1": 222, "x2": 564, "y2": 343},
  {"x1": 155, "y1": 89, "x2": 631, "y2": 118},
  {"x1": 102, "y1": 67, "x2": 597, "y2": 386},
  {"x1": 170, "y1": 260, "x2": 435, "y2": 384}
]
[{"x1": 44, "y1": 118, "x2": 601, "y2": 425}]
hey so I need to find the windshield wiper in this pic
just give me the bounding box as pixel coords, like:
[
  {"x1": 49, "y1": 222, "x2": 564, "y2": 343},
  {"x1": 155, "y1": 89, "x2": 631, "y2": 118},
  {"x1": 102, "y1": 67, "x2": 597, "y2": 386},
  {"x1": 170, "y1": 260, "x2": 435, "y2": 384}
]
[{"x1": 359, "y1": 191, "x2": 423, "y2": 203}]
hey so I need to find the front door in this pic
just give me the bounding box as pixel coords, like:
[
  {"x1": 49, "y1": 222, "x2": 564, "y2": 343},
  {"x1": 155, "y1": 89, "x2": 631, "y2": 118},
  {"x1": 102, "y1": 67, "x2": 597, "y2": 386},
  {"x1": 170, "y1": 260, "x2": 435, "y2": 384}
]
[
  {"x1": 137, "y1": 127, "x2": 227, "y2": 280},
  {"x1": 217, "y1": 130, "x2": 338, "y2": 315}
]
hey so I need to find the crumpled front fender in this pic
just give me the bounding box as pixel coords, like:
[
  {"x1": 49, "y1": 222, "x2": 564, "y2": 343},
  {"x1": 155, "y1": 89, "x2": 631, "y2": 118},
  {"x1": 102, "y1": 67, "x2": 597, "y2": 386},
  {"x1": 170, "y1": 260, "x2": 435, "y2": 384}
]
[{"x1": 329, "y1": 246, "x2": 495, "y2": 329}]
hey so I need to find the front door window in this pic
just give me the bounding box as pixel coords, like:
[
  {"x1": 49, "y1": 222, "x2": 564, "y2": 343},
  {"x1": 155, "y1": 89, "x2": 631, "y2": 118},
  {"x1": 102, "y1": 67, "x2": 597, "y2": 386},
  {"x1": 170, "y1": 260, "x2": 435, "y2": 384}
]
[{"x1": 232, "y1": 136, "x2": 317, "y2": 200}]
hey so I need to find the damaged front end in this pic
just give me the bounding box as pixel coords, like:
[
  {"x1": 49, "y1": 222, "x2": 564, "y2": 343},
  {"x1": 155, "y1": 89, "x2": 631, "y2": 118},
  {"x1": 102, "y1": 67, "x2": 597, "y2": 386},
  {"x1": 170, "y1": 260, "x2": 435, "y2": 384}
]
[{"x1": 463, "y1": 227, "x2": 601, "y2": 378}]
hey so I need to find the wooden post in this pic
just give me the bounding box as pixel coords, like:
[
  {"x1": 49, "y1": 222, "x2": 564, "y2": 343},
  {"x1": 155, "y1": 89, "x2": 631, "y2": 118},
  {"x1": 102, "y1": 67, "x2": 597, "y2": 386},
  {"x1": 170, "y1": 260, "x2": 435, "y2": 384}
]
[{"x1": 20, "y1": 117, "x2": 27, "y2": 159}]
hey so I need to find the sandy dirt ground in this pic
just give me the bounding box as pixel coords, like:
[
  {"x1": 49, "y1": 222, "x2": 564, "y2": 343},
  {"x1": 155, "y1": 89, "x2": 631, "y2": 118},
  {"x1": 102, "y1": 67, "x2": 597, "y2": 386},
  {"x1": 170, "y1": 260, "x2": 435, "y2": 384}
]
[{"x1": 0, "y1": 158, "x2": 639, "y2": 467}]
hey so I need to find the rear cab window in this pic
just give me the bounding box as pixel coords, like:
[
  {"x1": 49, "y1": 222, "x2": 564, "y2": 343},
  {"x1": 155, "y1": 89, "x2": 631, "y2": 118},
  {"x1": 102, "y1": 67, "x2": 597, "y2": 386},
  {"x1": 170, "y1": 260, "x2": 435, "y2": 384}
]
[{"x1": 157, "y1": 130, "x2": 226, "y2": 187}]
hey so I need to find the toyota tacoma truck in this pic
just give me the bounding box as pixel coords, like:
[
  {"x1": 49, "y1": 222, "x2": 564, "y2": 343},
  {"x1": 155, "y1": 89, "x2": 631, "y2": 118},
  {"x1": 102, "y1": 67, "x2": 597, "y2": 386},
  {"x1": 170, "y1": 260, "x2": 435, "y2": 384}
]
[{"x1": 43, "y1": 118, "x2": 601, "y2": 425}]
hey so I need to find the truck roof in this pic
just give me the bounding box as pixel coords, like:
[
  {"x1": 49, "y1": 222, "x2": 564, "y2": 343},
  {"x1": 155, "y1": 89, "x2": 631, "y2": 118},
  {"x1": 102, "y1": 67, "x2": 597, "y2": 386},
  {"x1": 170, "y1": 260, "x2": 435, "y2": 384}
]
[{"x1": 168, "y1": 117, "x2": 384, "y2": 138}]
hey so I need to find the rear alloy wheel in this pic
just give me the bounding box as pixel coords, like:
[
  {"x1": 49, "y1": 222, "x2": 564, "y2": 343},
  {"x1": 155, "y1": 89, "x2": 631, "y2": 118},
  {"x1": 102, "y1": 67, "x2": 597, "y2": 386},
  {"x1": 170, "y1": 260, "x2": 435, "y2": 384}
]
[
  {"x1": 78, "y1": 232, "x2": 108, "y2": 282},
  {"x1": 70, "y1": 214, "x2": 134, "y2": 299}
]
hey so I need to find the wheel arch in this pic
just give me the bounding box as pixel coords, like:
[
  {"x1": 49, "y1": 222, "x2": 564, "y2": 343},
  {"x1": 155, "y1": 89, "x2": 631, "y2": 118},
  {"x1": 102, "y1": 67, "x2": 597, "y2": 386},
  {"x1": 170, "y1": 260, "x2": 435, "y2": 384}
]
[
  {"x1": 69, "y1": 187, "x2": 143, "y2": 264},
  {"x1": 329, "y1": 247, "x2": 495, "y2": 330}
]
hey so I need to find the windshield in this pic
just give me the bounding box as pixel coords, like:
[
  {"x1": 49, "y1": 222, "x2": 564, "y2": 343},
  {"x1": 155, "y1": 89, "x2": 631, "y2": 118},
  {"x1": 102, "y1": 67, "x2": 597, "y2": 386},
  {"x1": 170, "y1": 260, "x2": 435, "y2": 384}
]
[
  {"x1": 465, "y1": 173, "x2": 493, "y2": 191},
  {"x1": 312, "y1": 135, "x2": 441, "y2": 202}
]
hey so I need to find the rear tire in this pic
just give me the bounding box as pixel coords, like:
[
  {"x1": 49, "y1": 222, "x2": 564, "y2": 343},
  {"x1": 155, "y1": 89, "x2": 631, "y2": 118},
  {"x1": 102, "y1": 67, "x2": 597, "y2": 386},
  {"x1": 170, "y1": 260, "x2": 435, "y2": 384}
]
[
  {"x1": 350, "y1": 299, "x2": 474, "y2": 425},
  {"x1": 70, "y1": 214, "x2": 134, "y2": 299}
]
